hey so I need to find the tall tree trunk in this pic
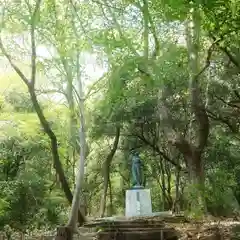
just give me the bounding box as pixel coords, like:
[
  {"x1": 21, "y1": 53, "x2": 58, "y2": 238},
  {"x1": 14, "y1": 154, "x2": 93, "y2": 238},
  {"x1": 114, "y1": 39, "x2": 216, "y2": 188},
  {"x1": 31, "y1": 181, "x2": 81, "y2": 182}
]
[
  {"x1": 159, "y1": 1, "x2": 210, "y2": 214},
  {"x1": 66, "y1": 70, "x2": 77, "y2": 182},
  {"x1": 66, "y1": 54, "x2": 86, "y2": 233},
  {"x1": 99, "y1": 126, "x2": 120, "y2": 217},
  {"x1": 178, "y1": 2, "x2": 209, "y2": 212}
]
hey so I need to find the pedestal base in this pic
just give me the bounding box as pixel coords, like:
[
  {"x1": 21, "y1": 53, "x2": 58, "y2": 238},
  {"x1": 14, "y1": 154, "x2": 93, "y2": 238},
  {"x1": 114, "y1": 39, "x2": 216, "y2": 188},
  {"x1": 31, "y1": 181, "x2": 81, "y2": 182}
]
[{"x1": 125, "y1": 189, "x2": 152, "y2": 217}]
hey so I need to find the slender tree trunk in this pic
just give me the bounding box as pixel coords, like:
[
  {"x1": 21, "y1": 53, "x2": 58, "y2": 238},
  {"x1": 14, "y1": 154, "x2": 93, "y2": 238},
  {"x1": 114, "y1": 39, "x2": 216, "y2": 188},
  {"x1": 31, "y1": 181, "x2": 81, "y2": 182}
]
[
  {"x1": 66, "y1": 55, "x2": 86, "y2": 233},
  {"x1": 99, "y1": 126, "x2": 120, "y2": 217},
  {"x1": 172, "y1": 157, "x2": 181, "y2": 213},
  {"x1": 59, "y1": 56, "x2": 78, "y2": 186},
  {"x1": 67, "y1": 73, "x2": 77, "y2": 183},
  {"x1": 165, "y1": 162, "x2": 173, "y2": 209},
  {"x1": 142, "y1": 0, "x2": 149, "y2": 61},
  {"x1": 159, "y1": 159, "x2": 166, "y2": 210},
  {"x1": 108, "y1": 175, "x2": 113, "y2": 216},
  {"x1": 151, "y1": 162, "x2": 165, "y2": 210}
]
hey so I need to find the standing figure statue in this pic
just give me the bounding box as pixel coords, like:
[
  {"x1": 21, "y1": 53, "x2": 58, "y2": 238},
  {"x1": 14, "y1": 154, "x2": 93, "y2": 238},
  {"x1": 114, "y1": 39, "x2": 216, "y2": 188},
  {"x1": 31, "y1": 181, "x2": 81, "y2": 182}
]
[{"x1": 131, "y1": 150, "x2": 144, "y2": 188}]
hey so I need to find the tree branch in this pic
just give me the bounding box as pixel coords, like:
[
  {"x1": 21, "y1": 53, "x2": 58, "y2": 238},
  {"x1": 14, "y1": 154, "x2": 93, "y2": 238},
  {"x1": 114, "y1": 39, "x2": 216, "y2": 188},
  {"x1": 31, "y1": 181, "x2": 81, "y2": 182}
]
[
  {"x1": 215, "y1": 95, "x2": 240, "y2": 110},
  {"x1": 207, "y1": 109, "x2": 238, "y2": 133},
  {"x1": 210, "y1": 33, "x2": 240, "y2": 70},
  {"x1": 0, "y1": 0, "x2": 41, "y2": 87},
  {"x1": 136, "y1": 0, "x2": 159, "y2": 59},
  {"x1": 91, "y1": 0, "x2": 123, "y2": 11},
  {"x1": 136, "y1": 133, "x2": 181, "y2": 169},
  {"x1": 101, "y1": 0, "x2": 139, "y2": 57},
  {"x1": 0, "y1": 40, "x2": 30, "y2": 86},
  {"x1": 194, "y1": 41, "x2": 215, "y2": 82},
  {"x1": 30, "y1": 0, "x2": 41, "y2": 86},
  {"x1": 234, "y1": 90, "x2": 240, "y2": 100},
  {"x1": 35, "y1": 88, "x2": 67, "y2": 98}
]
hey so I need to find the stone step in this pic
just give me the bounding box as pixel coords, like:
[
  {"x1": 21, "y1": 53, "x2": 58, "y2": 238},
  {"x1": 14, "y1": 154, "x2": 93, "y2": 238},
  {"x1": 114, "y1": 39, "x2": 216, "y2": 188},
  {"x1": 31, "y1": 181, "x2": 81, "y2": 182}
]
[
  {"x1": 98, "y1": 229, "x2": 178, "y2": 240},
  {"x1": 84, "y1": 220, "x2": 164, "y2": 228},
  {"x1": 98, "y1": 227, "x2": 172, "y2": 232},
  {"x1": 98, "y1": 225, "x2": 165, "y2": 230}
]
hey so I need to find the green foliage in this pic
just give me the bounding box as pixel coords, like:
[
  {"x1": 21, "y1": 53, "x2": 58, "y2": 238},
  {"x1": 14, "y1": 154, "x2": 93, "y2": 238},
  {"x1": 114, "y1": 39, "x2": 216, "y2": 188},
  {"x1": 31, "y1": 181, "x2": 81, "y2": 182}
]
[
  {"x1": 151, "y1": 0, "x2": 188, "y2": 21},
  {"x1": 206, "y1": 169, "x2": 238, "y2": 216},
  {"x1": 1, "y1": 0, "x2": 240, "y2": 233},
  {"x1": 0, "y1": 92, "x2": 69, "y2": 230},
  {"x1": 3, "y1": 89, "x2": 39, "y2": 113}
]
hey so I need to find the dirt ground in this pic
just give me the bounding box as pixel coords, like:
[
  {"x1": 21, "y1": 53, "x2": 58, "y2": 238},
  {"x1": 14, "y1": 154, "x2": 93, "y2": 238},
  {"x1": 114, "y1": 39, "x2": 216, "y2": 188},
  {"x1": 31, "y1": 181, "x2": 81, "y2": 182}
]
[
  {"x1": 1, "y1": 216, "x2": 240, "y2": 239},
  {"x1": 81, "y1": 215, "x2": 240, "y2": 240}
]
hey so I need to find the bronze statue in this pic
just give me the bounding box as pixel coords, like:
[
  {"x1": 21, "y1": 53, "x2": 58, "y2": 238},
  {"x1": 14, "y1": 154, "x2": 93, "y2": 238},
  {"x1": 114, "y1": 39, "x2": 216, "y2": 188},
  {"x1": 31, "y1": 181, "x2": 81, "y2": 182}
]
[{"x1": 131, "y1": 150, "x2": 144, "y2": 188}]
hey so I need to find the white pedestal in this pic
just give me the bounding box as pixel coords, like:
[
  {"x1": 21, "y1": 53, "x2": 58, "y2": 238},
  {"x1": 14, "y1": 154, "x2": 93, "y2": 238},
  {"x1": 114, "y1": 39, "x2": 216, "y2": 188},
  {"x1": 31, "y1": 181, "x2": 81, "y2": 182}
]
[{"x1": 125, "y1": 189, "x2": 152, "y2": 217}]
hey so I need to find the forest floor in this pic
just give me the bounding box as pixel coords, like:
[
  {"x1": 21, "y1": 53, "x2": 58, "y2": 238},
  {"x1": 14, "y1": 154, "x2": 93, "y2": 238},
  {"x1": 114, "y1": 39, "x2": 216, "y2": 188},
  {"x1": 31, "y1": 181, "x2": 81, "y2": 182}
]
[
  {"x1": 80, "y1": 215, "x2": 240, "y2": 240},
  {"x1": 167, "y1": 218, "x2": 240, "y2": 239},
  {"x1": 2, "y1": 216, "x2": 240, "y2": 239}
]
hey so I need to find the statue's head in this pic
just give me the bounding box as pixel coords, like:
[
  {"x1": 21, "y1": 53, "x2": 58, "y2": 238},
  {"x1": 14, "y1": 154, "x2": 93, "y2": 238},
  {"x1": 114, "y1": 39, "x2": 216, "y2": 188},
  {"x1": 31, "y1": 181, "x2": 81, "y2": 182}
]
[{"x1": 131, "y1": 149, "x2": 139, "y2": 156}]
